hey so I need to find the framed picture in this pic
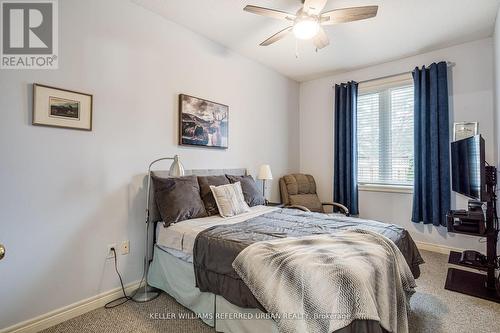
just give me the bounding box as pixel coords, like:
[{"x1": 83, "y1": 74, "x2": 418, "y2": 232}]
[
  {"x1": 33, "y1": 84, "x2": 93, "y2": 131},
  {"x1": 453, "y1": 122, "x2": 478, "y2": 141},
  {"x1": 179, "y1": 94, "x2": 228, "y2": 149}
]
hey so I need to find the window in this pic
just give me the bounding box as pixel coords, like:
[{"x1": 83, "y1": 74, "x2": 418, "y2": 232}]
[{"x1": 357, "y1": 75, "x2": 414, "y2": 188}]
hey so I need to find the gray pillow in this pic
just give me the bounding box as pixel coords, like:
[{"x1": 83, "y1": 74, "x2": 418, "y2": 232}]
[
  {"x1": 226, "y1": 174, "x2": 265, "y2": 207},
  {"x1": 198, "y1": 175, "x2": 230, "y2": 216},
  {"x1": 152, "y1": 175, "x2": 207, "y2": 226}
]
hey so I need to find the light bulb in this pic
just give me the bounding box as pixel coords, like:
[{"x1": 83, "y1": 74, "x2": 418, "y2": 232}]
[{"x1": 293, "y1": 18, "x2": 320, "y2": 40}]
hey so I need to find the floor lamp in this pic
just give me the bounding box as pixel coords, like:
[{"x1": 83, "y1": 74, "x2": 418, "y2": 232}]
[{"x1": 133, "y1": 155, "x2": 185, "y2": 302}]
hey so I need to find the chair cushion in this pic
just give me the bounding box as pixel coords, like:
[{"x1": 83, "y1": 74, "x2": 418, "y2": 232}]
[
  {"x1": 289, "y1": 193, "x2": 323, "y2": 212},
  {"x1": 152, "y1": 175, "x2": 207, "y2": 226},
  {"x1": 198, "y1": 175, "x2": 230, "y2": 216},
  {"x1": 283, "y1": 174, "x2": 317, "y2": 195},
  {"x1": 226, "y1": 175, "x2": 265, "y2": 207}
]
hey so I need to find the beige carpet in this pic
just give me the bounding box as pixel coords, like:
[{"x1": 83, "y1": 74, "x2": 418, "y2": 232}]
[{"x1": 41, "y1": 250, "x2": 500, "y2": 333}]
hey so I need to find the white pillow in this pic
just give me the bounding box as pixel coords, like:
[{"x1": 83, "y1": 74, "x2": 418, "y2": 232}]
[{"x1": 210, "y1": 182, "x2": 251, "y2": 218}]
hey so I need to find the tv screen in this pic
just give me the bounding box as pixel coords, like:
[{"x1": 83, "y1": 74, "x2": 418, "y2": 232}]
[{"x1": 451, "y1": 135, "x2": 485, "y2": 201}]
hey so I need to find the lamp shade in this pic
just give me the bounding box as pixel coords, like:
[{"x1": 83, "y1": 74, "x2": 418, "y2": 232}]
[
  {"x1": 169, "y1": 155, "x2": 185, "y2": 177},
  {"x1": 257, "y1": 164, "x2": 273, "y2": 180}
]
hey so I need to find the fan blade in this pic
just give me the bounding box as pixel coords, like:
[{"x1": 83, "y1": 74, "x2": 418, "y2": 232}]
[
  {"x1": 260, "y1": 27, "x2": 293, "y2": 46},
  {"x1": 313, "y1": 27, "x2": 329, "y2": 50},
  {"x1": 303, "y1": 0, "x2": 328, "y2": 15},
  {"x1": 244, "y1": 5, "x2": 295, "y2": 21},
  {"x1": 321, "y1": 6, "x2": 378, "y2": 25}
]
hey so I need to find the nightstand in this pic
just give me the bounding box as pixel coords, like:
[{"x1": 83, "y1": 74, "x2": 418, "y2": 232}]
[{"x1": 265, "y1": 201, "x2": 284, "y2": 208}]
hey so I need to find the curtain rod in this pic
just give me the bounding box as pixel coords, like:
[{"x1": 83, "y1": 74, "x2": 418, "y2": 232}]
[{"x1": 356, "y1": 61, "x2": 455, "y2": 85}]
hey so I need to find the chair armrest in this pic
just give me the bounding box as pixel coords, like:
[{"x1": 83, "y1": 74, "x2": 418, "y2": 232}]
[
  {"x1": 284, "y1": 204, "x2": 311, "y2": 212},
  {"x1": 321, "y1": 202, "x2": 350, "y2": 216}
]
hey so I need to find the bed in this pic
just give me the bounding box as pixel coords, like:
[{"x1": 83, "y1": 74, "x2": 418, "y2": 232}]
[{"x1": 147, "y1": 169, "x2": 424, "y2": 333}]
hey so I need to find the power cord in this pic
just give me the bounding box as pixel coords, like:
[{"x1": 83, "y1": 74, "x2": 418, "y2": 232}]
[
  {"x1": 105, "y1": 248, "x2": 131, "y2": 308},
  {"x1": 104, "y1": 248, "x2": 146, "y2": 309},
  {"x1": 105, "y1": 216, "x2": 154, "y2": 309}
]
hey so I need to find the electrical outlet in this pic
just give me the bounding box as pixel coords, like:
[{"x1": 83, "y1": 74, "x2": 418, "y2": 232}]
[
  {"x1": 107, "y1": 244, "x2": 116, "y2": 259},
  {"x1": 121, "y1": 240, "x2": 130, "y2": 255}
]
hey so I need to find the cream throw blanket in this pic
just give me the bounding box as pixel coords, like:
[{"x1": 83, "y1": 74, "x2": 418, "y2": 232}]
[{"x1": 232, "y1": 229, "x2": 416, "y2": 333}]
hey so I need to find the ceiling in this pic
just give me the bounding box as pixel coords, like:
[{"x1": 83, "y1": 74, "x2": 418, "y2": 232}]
[{"x1": 132, "y1": 0, "x2": 500, "y2": 82}]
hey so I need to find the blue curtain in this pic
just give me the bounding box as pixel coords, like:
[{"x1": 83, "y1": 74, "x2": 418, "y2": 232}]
[
  {"x1": 334, "y1": 82, "x2": 359, "y2": 215},
  {"x1": 412, "y1": 62, "x2": 450, "y2": 226}
]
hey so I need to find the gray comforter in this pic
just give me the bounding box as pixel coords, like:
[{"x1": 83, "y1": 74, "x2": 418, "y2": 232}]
[{"x1": 193, "y1": 208, "x2": 424, "y2": 312}]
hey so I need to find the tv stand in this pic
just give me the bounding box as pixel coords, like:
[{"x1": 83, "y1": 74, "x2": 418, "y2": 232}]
[{"x1": 445, "y1": 165, "x2": 500, "y2": 303}]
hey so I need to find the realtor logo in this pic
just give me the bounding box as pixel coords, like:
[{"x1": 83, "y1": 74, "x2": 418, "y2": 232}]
[{"x1": 1, "y1": 0, "x2": 58, "y2": 69}]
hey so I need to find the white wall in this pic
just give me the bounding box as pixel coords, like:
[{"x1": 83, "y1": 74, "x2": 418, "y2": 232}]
[
  {"x1": 300, "y1": 38, "x2": 495, "y2": 251},
  {"x1": 0, "y1": 0, "x2": 299, "y2": 329}
]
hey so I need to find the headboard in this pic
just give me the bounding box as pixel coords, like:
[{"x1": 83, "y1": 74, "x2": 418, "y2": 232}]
[{"x1": 148, "y1": 168, "x2": 248, "y2": 224}]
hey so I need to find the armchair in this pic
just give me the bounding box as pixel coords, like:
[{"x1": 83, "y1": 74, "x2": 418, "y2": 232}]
[{"x1": 279, "y1": 173, "x2": 349, "y2": 216}]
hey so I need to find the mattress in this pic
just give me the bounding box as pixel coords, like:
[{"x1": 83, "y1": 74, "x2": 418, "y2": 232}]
[{"x1": 155, "y1": 205, "x2": 278, "y2": 261}]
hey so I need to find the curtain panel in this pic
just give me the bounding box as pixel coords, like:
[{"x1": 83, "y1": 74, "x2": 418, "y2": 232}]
[
  {"x1": 412, "y1": 61, "x2": 451, "y2": 226},
  {"x1": 334, "y1": 81, "x2": 359, "y2": 215}
]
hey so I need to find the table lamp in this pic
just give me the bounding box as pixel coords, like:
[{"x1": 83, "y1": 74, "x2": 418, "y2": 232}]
[{"x1": 257, "y1": 164, "x2": 273, "y2": 199}]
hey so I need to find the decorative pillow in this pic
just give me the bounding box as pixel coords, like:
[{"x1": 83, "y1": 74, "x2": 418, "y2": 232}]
[
  {"x1": 210, "y1": 182, "x2": 251, "y2": 218},
  {"x1": 197, "y1": 175, "x2": 230, "y2": 216},
  {"x1": 152, "y1": 175, "x2": 207, "y2": 226},
  {"x1": 226, "y1": 175, "x2": 266, "y2": 207}
]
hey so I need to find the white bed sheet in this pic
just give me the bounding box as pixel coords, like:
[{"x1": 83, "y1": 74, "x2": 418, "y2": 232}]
[{"x1": 155, "y1": 205, "x2": 278, "y2": 257}]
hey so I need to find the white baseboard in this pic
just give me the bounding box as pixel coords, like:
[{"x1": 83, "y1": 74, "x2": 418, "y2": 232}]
[
  {"x1": 1, "y1": 281, "x2": 143, "y2": 333},
  {"x1": 415, "y1": 240, "x2": 463, "y2": 254}
]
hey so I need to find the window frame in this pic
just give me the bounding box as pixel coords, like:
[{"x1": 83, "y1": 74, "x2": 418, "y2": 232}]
[{"x1": 357, "y1": 74, "x2": 415, "y2": 192}]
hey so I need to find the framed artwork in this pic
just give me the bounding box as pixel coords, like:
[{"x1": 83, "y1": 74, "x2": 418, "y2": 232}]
[
  {"x1": 33, "y1": 84, "x2": 93, "y2": 131},
  {"x1": 179, "y1": 94, "x2": 228, "y2": 149},
  {"x1": 453, "y1": 122, "x2": 478, "y2": 141}
]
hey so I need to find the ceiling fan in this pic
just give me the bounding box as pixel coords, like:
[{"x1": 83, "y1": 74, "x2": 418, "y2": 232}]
[{"x1": 243, "y1": 0, "x2": 378, "y2": 50}]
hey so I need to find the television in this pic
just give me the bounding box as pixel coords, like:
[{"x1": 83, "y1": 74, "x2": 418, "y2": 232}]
[{"x1": 451, "y1": 135, "x2": 485, "y2": 201}]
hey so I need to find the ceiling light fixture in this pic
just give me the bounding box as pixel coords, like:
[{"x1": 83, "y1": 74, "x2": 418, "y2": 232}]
[
  {"x1": 243, "y1": 1, "x2": 379, "y2": 50},
  {"x1": 292, "y1": 17, "x2": 320, "y2": 40}
]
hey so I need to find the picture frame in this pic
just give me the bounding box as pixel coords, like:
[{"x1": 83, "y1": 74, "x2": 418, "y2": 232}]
[
  {"x1": 453, "y1": 122, "x2": 478, "y2": 141},
  {"x1": 178, "y1": 94, "x2": 228, "y2": 149},
  {"x1": 33, "y1": 84, "x2": 93, "y2": 131}
]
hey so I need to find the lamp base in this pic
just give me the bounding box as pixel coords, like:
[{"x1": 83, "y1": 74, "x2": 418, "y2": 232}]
[{"x1": 132, "y1": 285, "x2": 160, "y2": 302}]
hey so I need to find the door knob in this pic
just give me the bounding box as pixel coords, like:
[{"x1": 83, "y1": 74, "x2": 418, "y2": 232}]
[{"x1": 0, "y1": 243, "x2": 5, "y2": 260}]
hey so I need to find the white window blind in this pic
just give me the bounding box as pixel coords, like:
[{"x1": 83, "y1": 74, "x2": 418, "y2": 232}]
[{"x1": 357, "y1": 78, "x2": 414, "y2": 187}]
